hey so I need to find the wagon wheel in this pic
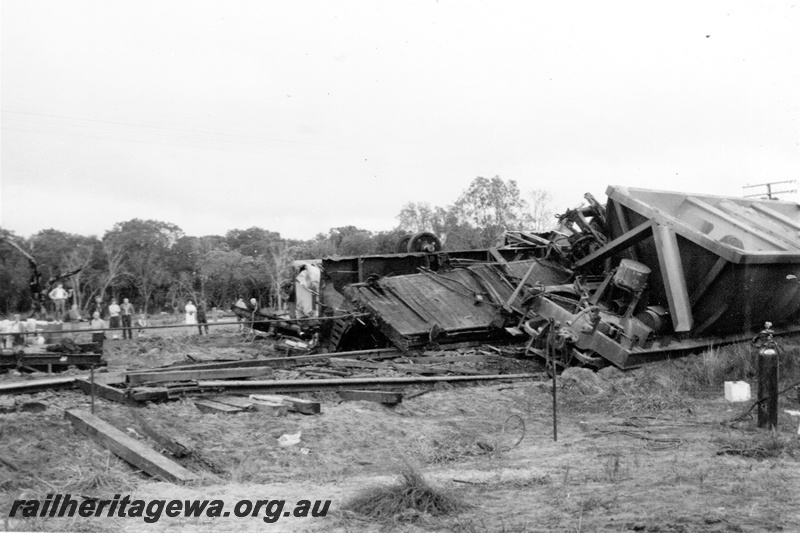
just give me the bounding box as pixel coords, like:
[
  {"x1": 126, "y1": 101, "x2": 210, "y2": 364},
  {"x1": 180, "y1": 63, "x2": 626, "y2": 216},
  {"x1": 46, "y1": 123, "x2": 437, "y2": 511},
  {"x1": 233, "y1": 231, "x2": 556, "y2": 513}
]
[
  {"x1": 407, "y1": 232, "x2": 442, "y2": 253},
  {"x1": 395, "y1": 235, "x2": 412, "y2": 253},
  {"x1": 524, "y1": 319, "x2": 577, "y2": 371}
]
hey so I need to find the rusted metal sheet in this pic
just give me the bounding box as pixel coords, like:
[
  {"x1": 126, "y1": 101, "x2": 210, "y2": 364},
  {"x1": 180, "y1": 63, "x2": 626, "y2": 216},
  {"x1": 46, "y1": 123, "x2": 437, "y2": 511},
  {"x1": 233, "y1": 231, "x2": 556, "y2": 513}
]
[{"x1": 344, "y1": 259, "x2": 568, "y2": 350}]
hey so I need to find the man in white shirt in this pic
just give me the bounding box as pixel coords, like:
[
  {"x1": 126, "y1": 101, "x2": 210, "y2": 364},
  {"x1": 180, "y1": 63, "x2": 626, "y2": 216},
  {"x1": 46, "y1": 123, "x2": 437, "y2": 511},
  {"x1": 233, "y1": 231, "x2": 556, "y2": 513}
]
[{"x1": 48, "y1": 283, "x2": 70, "y2": 323}]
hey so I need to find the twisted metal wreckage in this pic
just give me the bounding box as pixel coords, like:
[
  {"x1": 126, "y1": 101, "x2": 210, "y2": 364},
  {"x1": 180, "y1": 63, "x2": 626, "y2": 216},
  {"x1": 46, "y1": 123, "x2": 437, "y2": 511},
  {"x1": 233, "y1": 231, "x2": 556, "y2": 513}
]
[{"x1": 273, "y1": 185, "x2": 800, "y2": 369}]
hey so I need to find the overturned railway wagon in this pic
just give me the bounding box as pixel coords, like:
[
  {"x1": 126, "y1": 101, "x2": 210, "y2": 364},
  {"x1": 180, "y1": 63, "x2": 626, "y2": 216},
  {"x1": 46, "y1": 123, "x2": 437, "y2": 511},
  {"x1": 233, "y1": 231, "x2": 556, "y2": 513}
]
[{"x1": 308, "y1": 186, "x2": 800, "y2": 368}]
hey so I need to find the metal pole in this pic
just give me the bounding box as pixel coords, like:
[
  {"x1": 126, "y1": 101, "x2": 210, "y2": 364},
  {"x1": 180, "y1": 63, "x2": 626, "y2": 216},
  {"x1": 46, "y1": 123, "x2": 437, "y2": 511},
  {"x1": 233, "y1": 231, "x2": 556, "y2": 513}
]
[
  {"x1": 547, "y1": 319, "x2": 558, "y2": 442},
  {"x1": 758, "y1": 348, "x2": 778, "y2": 429},
  {"x1": 90, "y1": 365, "x2": 95, "y2": 415}
]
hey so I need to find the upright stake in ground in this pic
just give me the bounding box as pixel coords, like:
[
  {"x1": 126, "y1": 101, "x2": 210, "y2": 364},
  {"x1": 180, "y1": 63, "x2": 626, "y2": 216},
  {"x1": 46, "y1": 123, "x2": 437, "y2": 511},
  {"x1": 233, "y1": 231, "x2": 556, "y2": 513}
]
[
  {"x1": 547, "y1": 318, "x2": 558, "y2": 442},
  {"x1": 90, "y1": 365, "x2": 95, "y2": 415},
  {"x1": 755, "y1": 322, "x2": 779, "y2": 429}
]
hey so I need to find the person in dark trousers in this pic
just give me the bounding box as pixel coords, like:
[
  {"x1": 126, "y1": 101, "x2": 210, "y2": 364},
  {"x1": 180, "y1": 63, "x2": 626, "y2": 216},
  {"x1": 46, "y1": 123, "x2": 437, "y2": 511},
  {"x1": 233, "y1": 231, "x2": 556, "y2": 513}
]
[
  {"x1": 90, "y1": 296, "x2": 106, "y2": 320},
  {"x1": 90, "y1": 311, "x2": 106, "y2": 353},
  {"x1": 120, "y1": 298, "x2": 134, "y2": 339},
  {"x1": 196, "y1": 301, "x2": 209, "y2": 335}
]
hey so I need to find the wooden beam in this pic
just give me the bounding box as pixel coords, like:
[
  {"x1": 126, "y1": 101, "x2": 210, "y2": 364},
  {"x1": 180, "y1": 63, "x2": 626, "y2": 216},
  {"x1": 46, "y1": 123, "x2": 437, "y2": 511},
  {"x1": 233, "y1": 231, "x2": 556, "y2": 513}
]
[
  {"x1": 247, "y1": 399, "x2": 289, "y2": 417},
  {"x1": 338, "y1": 389, "x2": 403, "y2": 404},
  {"x1": 0, "y1": 377, "x2": 76, "y2": 395},
  {"x1": 129, "y1": 387, "x2": 172, "y2": 402},
  {"x1": 250, "y1": 394, "x2": 321, "y2": 415},
  {"x1": 488, "y1": 248, "x2": 508, "y2": 264},
  {"x1": 404, "y1": 355, "x2": 490, "y2": 364},
  {"x1": 328, "y1": 358, "x2": 389, "y2": 370},
  {"x1": 391, "y1": 363, "x2": 448, "y2": 375},
  {"x1": 211, "y1": 396, "x2": 255, "y2": 410},
  {"x1": 75, "y1": 379, "x2": 136, "y2": 405},
  {"x1": 574, "y1": 220, "x2": 654, "y2": 269},
  {"x1": 653, "y1": 224, "x2": 694, "y2": 332},
  {"x1": 64, "y1": 409, "x2": 200, "y2": 483},
  {"x1": 126, "y1": 366, "x2": 273, "y2": 386},
  {"x1": 194, "y1": 399, "x2": 244, "y2": 414}
]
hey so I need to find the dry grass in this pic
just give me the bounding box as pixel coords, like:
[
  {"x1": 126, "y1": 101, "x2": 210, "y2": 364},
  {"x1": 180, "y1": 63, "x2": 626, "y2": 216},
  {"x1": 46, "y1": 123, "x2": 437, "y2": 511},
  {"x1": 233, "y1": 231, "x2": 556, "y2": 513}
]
[
  {"x1": 342, "y1": 463, "x2": 467, "y2": 522},
  {"x1": 716, "y1": 430, "x2": 800, "y2": 460}
]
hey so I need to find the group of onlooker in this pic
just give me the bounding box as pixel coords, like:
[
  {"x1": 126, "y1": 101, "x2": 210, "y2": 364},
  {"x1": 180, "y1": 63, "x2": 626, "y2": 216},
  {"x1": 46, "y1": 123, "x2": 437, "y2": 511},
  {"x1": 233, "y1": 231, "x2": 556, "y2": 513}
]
[
  {"x1": 5, "y1": 293, "x2": 226, "y2": 349},
  {"x1": 82, "y1": 296, "x2": 147, "y2": 341},
  {"x1": 185, "y1": 300, "x2": 210, "y2": 335}
]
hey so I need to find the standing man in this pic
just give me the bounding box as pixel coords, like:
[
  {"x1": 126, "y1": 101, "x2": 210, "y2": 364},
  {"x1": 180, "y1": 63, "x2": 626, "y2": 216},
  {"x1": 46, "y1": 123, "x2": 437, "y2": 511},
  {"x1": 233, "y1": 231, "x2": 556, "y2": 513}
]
[
  {"x1": 120, "y1": 298, "x2": 134, "y2": 340},
  {"x1": 48, "y1": 283, "x2": 70, "y2": 323},
  {"x1": 196, "y1": 301, "x2": 209, "y2": 335},
  {"x1": 108, "y1": 299, "x2": 121, "y2": 339}
]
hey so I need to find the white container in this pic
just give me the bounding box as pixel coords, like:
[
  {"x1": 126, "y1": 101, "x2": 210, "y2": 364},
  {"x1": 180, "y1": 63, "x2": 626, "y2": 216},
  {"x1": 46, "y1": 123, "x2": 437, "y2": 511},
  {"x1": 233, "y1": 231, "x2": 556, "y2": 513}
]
[{"x1": 724, "y1": 381, "x2": 751, "y2": 402}]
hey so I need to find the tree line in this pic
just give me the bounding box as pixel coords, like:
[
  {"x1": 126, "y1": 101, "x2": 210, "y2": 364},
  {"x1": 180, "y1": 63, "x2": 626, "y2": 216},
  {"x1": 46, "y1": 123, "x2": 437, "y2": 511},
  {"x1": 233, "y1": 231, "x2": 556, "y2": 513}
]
[{"x1": 0, "y1": 177, "x2": 553, "y2": 317}]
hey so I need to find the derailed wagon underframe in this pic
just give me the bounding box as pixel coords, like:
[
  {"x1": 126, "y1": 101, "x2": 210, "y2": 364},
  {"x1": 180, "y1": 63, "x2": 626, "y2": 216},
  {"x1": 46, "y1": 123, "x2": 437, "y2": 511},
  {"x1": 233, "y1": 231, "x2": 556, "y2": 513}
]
[{"x1": 308, "y1": 185, "x2": 800, "y2": 368}]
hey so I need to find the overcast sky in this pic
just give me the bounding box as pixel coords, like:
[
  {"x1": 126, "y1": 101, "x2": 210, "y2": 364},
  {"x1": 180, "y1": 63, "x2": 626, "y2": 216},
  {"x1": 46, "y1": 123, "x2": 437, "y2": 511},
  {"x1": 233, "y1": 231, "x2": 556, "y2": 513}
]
[{"x1": 2, "y1": 1, "x2": 798, "y2": 241}]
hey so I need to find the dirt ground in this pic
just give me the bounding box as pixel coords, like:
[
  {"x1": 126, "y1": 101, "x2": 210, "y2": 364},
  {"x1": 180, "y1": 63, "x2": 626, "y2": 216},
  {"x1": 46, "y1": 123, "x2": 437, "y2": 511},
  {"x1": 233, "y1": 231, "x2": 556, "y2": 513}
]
[{"x1": 2, "y1": 327, "x2": 800, "y2": 532}]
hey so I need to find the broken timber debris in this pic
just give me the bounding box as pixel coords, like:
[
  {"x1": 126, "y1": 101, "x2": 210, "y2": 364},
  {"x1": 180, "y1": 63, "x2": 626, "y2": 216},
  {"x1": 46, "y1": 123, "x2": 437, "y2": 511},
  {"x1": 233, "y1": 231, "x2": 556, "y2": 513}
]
[
  {"x1": 249, "y1": 394, "x2": 321, "y2": 415},
  {"x1": 194, "y1": 399, "x2": 244, "y2": 415},
  {"x1": 0, "y1": 376, "x2": 77, "y2": 395},
  {"x1": 246, "y1": 399, "x2": 289, "y2": 417},
  {"x1": 64, "y1": 409, "x2": 199, "y2": 483},
  {"x1": 328, "y1": 358, "x2": 389, "y2": 370},
  {"x1": 211, "y1": 395, "x2": 255, "y2": 410},
  {"x1": 76, "y1": 378, "x2": 136, "y2": 405},
  {"x1": 338, "y1": 389, "x2": 403, "y2": 405},
  {"x1": 126, "y1": 366, "x2": 273, "y2": 386}
]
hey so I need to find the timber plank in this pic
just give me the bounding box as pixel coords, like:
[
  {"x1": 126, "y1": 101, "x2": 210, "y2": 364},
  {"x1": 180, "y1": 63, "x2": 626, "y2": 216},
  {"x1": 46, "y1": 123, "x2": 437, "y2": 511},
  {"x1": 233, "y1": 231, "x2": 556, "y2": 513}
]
[
  {"x1": 64, "y1": 409, "x2": 199, "y2": 483},
  {"x1": 391, "y1": 363, "x2": 448, "y2": 375},
  {"x1": 211, "y1": 396, "x2": 255, "y2": 410},
  {"x1": 250, "y1": 394, "x2": 321, "y2": 415},
  {"x1": 194, "y1": 399, "x2": 244, "y2": 414},
  {"x1": 247, "y1": 399, "x2": 289, "y2": 417},
  {"x1": 126, "y1": 366, "x2": 273, "y2": 385},
  {"x1": 404, "y1": 355, "x2": 489, "y2": 364},
  {"x1": 75, "y1": 379, "x2": 136, "y2": 405},
  {"x1": 129, "y1": 387, "x2": 172, "y2": 402},
  {"x1": 0, "y1": 377, "x2": 76, "y2": 395},
  {"x1": 339, "y1": 389, "x2": 403, "y2": 404},
  {"x1": 329, "y1": 358, "x2": 388, "y2": 370}
]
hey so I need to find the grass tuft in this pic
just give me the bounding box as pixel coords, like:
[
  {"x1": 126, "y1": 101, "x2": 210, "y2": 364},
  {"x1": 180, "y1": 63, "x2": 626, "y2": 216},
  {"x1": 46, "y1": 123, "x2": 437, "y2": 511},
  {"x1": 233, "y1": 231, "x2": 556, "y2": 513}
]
[{"x1": 342, "y1": 463, "x2": 466, "y2": 522}]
